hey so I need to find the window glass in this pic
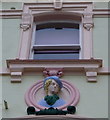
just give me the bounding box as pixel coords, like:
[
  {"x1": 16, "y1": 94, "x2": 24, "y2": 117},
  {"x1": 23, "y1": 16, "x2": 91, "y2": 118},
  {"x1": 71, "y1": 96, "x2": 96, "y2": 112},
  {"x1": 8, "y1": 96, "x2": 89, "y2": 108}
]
[
  {"x1": 35, "y1": 28, "x2": 79, "y2": 45},
  {"x1": 32, "y1": 24, "x2": 80, "y2": 60},
  {"x1": 33, "y1": 53, "x2": 79, "y2": 60}
]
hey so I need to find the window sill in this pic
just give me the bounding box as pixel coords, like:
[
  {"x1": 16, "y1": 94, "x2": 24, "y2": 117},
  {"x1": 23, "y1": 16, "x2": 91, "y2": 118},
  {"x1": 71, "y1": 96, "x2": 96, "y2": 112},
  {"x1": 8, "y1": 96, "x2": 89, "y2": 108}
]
[{"x1": 7, "y1": 59, "x2": 102, "y2": 83}]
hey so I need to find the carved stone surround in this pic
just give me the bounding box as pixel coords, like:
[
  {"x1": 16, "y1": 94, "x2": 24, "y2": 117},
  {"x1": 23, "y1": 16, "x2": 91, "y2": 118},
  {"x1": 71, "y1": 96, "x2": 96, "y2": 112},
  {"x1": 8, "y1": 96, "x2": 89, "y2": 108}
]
[{"x1": 7, "y1": 59, "x2": 102, "y2": 83}]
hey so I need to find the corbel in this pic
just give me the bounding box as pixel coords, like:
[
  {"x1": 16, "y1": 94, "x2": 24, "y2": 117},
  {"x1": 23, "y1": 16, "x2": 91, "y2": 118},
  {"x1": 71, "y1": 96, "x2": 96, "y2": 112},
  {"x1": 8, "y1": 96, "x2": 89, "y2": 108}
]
[
  {"x1": 84, "y1": 67, "x2": 98, "y2": 82},
  {"x1": 43, "y1": 68, "x2": 63, "y2": 78},
  {"x1": 10, "y1": 71, "x2": 23, "y2": 83},
  {"x1": 82, "y1": 13, "x2": 94, "y2": 31},
  {"x1": 53, "y1": 0, "x2": 63, "y2": 10},
  {"x1": 8, "y1": 62, "x2": 23, "y2": 83},
  {"x1": 20, "y1": 13, "x2": 32, "y2": 31}
]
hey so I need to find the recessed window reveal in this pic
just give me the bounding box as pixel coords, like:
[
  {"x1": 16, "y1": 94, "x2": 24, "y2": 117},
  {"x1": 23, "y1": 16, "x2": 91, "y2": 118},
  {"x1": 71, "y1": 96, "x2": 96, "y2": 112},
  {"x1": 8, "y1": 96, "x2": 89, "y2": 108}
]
[{"x1": 32, "y1": 23, "x2": 80, "y2": 60}]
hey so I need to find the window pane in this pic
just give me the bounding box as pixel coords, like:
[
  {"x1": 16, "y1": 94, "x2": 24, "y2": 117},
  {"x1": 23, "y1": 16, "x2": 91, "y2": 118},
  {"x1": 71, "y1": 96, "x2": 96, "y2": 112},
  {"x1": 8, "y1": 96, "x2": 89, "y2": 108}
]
[
  {"x1": 35, "y1": 28, "x2": 79, "y2": 45},
  {"x1": 33, "y1": 53, "x2": 79, "y2": 60}
]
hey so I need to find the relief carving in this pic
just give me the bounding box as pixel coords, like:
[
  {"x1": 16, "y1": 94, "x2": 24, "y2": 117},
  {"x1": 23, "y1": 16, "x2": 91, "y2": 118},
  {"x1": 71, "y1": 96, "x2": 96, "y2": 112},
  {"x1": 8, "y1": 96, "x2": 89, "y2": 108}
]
[
  {"x1": 43, "y1": 68, "x2": 63, "y2": 77},
  {"x1": 83, "y1": 23, "x2": 94, "y2": 31},
  {"x1": 20, "y1": 24, "x2": 31, "y2": 31},
  {"x1": 53, "y1": 0, "x2": 62, "y2": 9},
  {"x1": 83, "y1": 13, "x2": 94, "y2": 31}
]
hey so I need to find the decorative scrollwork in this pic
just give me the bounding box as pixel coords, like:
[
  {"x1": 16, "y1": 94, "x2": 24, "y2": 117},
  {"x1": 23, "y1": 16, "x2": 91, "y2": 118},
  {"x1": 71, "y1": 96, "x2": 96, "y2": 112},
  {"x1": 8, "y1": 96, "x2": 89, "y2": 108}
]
[{"x1": 43, "y1": 68, "x2": 63, "y2": 77}]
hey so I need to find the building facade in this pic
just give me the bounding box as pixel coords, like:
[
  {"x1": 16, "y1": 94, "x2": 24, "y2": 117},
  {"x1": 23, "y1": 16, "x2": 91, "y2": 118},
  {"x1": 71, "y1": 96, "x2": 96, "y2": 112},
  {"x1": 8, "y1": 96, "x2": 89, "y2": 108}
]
[{"x1": 0, "y1": 1, "x2": 109, "y2": 119}]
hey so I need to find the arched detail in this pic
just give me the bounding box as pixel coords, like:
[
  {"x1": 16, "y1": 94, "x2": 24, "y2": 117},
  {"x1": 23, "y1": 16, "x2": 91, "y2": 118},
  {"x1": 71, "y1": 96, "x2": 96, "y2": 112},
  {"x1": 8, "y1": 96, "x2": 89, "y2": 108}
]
[
  {"x1": 18, "y1": 2, "x2": 94, "y2": 61},
  {"x1": 25, "y1": 80, "x2": 80, "y2": 111},
  {"x1": 33, "y1": 11, "x2": 82, "y2": 23}
]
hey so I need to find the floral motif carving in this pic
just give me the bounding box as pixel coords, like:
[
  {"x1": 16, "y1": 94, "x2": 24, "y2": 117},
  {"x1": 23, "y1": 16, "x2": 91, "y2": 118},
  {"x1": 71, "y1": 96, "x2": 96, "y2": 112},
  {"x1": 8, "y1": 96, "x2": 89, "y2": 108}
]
[
  {"x1": 83, "y1": 23, "x2": 94, "y2": 31},
  {"x1": 20, "y1": 24, "x2": 31, "y2": 31}
]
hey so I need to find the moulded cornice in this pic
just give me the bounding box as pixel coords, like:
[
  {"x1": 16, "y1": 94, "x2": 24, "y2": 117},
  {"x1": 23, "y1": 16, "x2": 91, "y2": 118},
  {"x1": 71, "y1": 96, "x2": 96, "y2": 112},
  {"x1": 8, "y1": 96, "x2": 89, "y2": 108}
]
[
  {"x1": 93, "y1": 9, "x2": 110, "y2": 17},
  {"x1": 7, "y1": 59, "x2": 102, "y2": 83},
  {"x1": 0, "y1": 10, "x2": 22, "y2": 18},
  {"x1": 0, "y1": 10, "x2": 109, "y2": 18},
  {"x1": 23, "y1": 2, "x2": 93, "y2": 6},
  {"x1": 0, "y1": 2, "x2": 110, "y2": 19},
  {"x1": 1, "y1": 67, "x2": 109, "y2": 76}
]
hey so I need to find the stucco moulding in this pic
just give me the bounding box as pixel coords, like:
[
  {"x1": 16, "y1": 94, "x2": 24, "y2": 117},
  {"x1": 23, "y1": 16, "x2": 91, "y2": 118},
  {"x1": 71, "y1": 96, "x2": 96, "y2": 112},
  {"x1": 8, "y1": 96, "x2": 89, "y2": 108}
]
[
  {"x1": 6, "y1": 59, "x2": 102, "y2": 83},
  {"x1": 0, "y1": 3, "x2": 110, "y2": 19}
]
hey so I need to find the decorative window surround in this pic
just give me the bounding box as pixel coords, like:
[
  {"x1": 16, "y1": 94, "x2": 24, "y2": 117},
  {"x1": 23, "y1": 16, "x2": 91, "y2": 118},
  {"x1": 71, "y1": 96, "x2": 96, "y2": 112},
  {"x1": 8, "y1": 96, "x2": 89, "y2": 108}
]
[
  {"x1": 18, "y1": 2, "x2": 94, "y2": 60},
  {"x1": 7, "y1": 59, "x2": 102, "y2": 83}
]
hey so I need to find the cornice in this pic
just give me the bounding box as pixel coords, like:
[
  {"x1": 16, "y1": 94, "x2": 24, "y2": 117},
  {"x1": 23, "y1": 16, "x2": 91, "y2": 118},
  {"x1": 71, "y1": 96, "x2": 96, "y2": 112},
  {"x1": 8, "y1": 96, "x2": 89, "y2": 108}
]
[
  {"x1": 1, "y1": 67, "x2": 110, "y2": 76},
  {"x1": 93, "y1": 8, "x2": 110, "y2": 17},
  {"x1": 0, "y1": 4, "x2": 110, "y2": 19},
  {"x1": 6, "y1": 59, "x2": 103, "y2": 83},
  {"x1": 24, "y1": 2, "x2": 93, "y2": 5},
  {"x1": 6, "y1": 59, "x2": 103, "y2": 68},
  {"x1": 0, "y1": 10, "x2": 22, "y2": 18}
]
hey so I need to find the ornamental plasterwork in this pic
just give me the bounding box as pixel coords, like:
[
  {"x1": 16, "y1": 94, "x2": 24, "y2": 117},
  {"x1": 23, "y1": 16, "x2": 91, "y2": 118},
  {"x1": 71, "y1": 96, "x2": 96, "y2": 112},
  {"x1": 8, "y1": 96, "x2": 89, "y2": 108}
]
[
  {"x1": 43, "y1": 68, "x2": 63, "y2": 77},
  {"x1": 82, "y1": 13, "x2": 94, "y2": 31},
  {"x1": 20, "y1": 24, "x2": 31, "y2": 31},
  {"x1": 83, "y1": 23, "x2": 94, "y2": 31},
  {"x1": 7, "y1": 59, "x2": 102, "y2": 83},
  {"x1": 53, "y1": 0, "x2": 63, "y2": 9},
  {"x1": 25, "y1": 76, "x2": 80, "y2": 115}
]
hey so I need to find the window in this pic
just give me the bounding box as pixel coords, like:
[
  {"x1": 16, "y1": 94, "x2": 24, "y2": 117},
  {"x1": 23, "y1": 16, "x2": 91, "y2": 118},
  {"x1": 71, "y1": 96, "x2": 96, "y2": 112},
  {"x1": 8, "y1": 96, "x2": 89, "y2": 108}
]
[
  {"x1": 31, "y1": 22, "x2": 81, "y2": 60},
  {"x1": 7, "y1": 2, "x2": 102, "y2": 83},
  {"x1": 18, "y1": 3, "x2": 94, "y2": 60}
]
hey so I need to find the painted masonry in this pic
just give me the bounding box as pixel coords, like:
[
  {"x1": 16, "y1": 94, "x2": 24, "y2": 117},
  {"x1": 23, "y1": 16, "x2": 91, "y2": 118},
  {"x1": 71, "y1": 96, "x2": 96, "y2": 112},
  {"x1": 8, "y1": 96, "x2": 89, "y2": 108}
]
[{"x1": 0, "y1": 1, "x2": 110, "y2": 119}]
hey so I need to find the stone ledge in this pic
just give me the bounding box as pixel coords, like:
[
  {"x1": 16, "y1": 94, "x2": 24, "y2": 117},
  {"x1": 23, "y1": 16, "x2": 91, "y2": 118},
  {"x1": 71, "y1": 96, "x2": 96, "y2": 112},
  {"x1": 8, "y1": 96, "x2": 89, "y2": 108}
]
[{"x1": 7, "y1": 59, "x2": 102, "y2": 83}]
